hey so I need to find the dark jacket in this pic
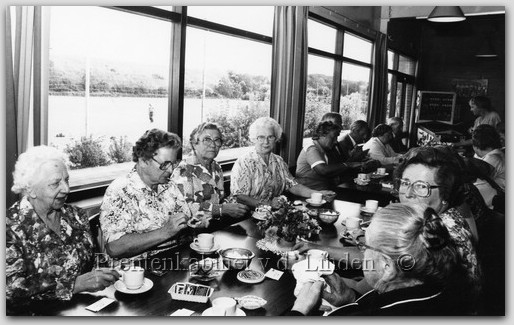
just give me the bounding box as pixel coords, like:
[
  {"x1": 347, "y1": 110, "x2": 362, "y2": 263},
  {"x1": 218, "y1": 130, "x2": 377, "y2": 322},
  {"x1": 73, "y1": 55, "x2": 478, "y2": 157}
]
[{"x1": 288, "y1": 284, "x2": 469, "y2": 316}]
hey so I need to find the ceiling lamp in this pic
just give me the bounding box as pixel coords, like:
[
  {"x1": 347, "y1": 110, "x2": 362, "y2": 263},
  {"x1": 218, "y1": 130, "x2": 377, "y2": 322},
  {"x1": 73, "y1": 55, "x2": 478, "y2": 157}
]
[
  {"x1": 475, "y1": 39, "x2": 498, "y2": 58},
  {"x1": 427, "y1": 6, "x2": 466, "y2": 22}
]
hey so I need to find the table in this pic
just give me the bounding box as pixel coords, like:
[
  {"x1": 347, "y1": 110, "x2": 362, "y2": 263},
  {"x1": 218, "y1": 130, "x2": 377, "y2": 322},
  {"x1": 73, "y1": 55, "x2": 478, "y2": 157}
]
[
  {"x1": 28, "y1": 208, "x2": 362, "y2": 316},
  {"x1": 335, "y1": 173, "x2": 398, "y2": 207}
]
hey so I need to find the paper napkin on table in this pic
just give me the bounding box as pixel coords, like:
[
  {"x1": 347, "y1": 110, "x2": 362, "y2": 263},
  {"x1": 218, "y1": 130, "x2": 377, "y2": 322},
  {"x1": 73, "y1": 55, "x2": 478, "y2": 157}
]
[
  {"x1": 169, "y1": 308, "x2": 195, "y2": 316},
  {"x1": 291, "y1": 258, "x2": 337, "y2": 313}
]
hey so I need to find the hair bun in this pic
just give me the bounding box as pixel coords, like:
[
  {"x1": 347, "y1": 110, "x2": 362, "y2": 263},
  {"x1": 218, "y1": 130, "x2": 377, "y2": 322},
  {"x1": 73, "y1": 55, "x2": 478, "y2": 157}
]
[{"x1": 420, "y1": 208, "x2": 451, "y2": 250}]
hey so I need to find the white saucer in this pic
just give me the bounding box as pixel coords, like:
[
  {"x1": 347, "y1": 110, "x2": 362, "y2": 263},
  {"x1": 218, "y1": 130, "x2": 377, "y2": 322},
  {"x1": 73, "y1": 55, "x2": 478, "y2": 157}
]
[
  {"x1": 202, "y1": 307, "x2": 246, "y2": 316},
  {"x1": 114, "y1": 278, "x2": 153, "y2": 294},
  {"x1": 306, "y1": 199, "x2": 326, "y2": 207},
  {"x1": 190, "y1": 242, "x2": 220, "y2": 254},
  {"x1": 354, "y1": 178, "x2": 371, "y2": 185},
  {"x1": 360, "y1": 207, "x2": 377, "y2": 214}
]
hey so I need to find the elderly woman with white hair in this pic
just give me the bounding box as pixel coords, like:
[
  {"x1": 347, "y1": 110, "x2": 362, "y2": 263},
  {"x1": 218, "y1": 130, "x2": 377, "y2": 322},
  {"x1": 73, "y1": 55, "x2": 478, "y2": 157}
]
[
  {"x1": 288, "y1": 203, "x2": 468, "y2": 316},
  {"x1": 230, "y1": 117, "x2": 335, "y2": 209},
  {"x1": 6, "y1": 145, "x2": 119, "y2": 315}
]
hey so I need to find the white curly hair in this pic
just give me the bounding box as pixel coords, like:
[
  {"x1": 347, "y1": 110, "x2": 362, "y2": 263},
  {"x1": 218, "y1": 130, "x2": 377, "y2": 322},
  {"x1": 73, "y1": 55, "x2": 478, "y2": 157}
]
[
  {"x1": 248, "y1": 117, "x2": 283, "y2": 140},
  {"x1": 12, "y1": 145, "x2": 69, "y2": 195}
]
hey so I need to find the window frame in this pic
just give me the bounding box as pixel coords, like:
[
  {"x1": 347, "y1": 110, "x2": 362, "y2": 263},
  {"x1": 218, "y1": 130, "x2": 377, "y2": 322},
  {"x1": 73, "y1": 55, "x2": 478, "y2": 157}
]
[
  {"x1": 386, "y1": 49, "x2": 418, "y2": 147},
  {"x1": 307, "y1": 12, "x2": 375, "y2": 126}
]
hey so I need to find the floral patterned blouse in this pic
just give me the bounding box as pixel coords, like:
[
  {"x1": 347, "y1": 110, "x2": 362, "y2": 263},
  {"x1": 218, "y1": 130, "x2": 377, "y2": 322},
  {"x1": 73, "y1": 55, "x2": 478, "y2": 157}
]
[
  {"x1": 170, "y1": 155, "x2": 225, "y2": 216},
  {"x1": 230, "y1": 149, "x2": 298, "y2": 202},
  {"x1": 6, "y1": 197, "x2": 94, "y2": 306},
  {"x1": 440, "y1": 207, "x2": 481, "y2": 290},
  {"x1": 100, "y1": 167, "x2": 191, "y2": 258}
]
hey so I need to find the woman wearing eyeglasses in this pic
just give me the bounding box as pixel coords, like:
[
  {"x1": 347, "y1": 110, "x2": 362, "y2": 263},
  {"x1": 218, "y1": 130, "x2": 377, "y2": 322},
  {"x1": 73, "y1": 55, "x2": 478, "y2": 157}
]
[
  {"x1": 393, "y1": 146, "x2": 481, "y2": 312},
  {"x1": 100, "y1": 128, "x2": 192, "y2": 259},
  {"x1": 230, "y1": 117, "x2": 335, "y2": 209},
  {"x1": 289, "y1": 203, "x2": 468, "y2": 315},
  {"x1": 171, "y1": 122, "x2": 249, "y2": 222}
]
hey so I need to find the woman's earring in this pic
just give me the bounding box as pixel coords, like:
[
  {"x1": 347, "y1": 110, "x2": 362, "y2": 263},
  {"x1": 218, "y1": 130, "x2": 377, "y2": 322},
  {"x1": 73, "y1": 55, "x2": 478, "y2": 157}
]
[{"x1": 441, "y1": 200, "x2": 448, "y2": 207}]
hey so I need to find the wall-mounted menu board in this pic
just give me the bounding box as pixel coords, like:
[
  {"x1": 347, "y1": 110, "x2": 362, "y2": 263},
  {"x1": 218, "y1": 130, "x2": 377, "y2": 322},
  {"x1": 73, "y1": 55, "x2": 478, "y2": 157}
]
[{"x1": 417, "y1": 91, "x2": 456, "y2": 125}]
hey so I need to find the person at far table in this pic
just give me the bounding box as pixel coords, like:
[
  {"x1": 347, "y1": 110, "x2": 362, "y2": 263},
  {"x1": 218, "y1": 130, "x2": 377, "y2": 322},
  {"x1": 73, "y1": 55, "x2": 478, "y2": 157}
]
[
  {"x1": 453, "y1": 96, "x2": 502, "y2": 148},
  {"x1": 471, "y1": 124, "x2": 505, "y2": 209},
  {"x1": 387, "y1": 116, "x2": 408, "y2": 154},
  {"x1": 6, "y1": 146, "x2": 120, "y2": 315},
  {"x1": 289, "y1": 204, "x2": 470, "y2": 316},
  {"x1": 230, "y1": 117, "x2": 335, "y2": 209},
  {"x1": 100, "y1": 129, "x2": 199, "y2": 259},
  {"x1": 338, "y1": 119, "x2": 372, "y2": 162},
  {"x1": 296, "y1": 121, "x2": 377, "y2": 191},
  {"x1": 363, "y1": 124, "x2": 403, "y2": 165},
  {"x1": 171, "y1": 122, "x2": 249, "y2": 222}
]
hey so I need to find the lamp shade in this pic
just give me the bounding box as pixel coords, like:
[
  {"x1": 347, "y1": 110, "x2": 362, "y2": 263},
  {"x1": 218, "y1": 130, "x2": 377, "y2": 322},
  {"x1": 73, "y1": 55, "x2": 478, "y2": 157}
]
[
  {"x1": 475, "y1": 39, "x2": 498, "y2": 58},
  {"x1": 427, "y1": 6, "x2": 466, "y2": 22}
]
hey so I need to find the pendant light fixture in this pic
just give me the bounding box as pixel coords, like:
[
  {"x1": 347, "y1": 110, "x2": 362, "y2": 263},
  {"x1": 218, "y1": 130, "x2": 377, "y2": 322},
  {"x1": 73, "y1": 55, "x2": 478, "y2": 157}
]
[{"x1": 427, "y1": 6, "x2": 466, "y2": 22}]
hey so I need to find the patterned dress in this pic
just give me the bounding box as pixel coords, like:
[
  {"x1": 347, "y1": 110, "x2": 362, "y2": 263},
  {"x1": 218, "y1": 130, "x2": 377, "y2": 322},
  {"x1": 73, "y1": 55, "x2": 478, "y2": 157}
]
[
  {"x1": 440, "y1": 207, "x2": 481, "y2": 297},
  {"x1": 6, "y1": 197, "x2": 94, "y2": 310},
  {"x1": 100, "y1": 167, "x2": 191, "y2": 258},
  {"x1": 230, "y1": 149, "x2": 298, "y2": 202},
  {"x1": 170, "y1": 155, "x2": 225, "y2": 216}
]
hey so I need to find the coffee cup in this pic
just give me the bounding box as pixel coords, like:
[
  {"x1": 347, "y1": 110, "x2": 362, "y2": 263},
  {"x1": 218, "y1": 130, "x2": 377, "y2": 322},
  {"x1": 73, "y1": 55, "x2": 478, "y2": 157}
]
[
  {"x1": 194, "y1": 233, "x2": 214, "y2": 250},
  {"x1": 211, "y1": 297, "x2": 237, "y2": 316},
  {"x1": 310, "y1": 192, "x2": 323, "y2": 203},
  {"x1": 358, "y1": 173, "x2": 369, "y2": 181},
  {"x1": 306, "y1": 249, "x2": 328, "y2": 261},
  {"x1": 365, "y1": 200, "x2": 379, "y2": 213},
  {"x1": 377, "y1": 167, "x2": 386, "y2": 175},
  {"x1": 346, "y1": 216, "x2": 362, "y2": 230},
  {"x1": 118, "y1": 266, "x2": 145, "y2": 290}
]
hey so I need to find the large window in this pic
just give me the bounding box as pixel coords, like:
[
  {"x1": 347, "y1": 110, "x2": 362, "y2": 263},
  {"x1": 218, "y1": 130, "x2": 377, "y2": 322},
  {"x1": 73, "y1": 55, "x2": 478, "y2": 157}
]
[
  {"x1": 184, "y1": 6, "x2": 274, "y2": 162},
  {"x1": 305, "y1": 18, "x2": 373, "y2": 137},
  {"x1": 387, "y1": 50, "x2": 417, "y2": 147},
  {"x1": 43, "y1": 6, "x2": 274, "y2": 189},
  {"x1": 48, "y1": 7, "x2": 172, "y2": 188},
  {"x1": 387, "y1": 50, "x2": 417, "y2": 128}
]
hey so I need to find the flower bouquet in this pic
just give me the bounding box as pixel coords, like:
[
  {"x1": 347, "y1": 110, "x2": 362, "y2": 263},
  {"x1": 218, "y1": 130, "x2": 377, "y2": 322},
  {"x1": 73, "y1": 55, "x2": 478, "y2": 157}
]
[{"x1": 256, "y1": 196, "x2": 321, "y2": 253}]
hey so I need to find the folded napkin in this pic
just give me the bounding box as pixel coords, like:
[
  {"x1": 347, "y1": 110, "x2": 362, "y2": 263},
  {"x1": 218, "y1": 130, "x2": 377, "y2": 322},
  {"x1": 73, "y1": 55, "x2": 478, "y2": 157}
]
[{"x1": 291, "y1": 259, "x2": 337, "y2": 313}]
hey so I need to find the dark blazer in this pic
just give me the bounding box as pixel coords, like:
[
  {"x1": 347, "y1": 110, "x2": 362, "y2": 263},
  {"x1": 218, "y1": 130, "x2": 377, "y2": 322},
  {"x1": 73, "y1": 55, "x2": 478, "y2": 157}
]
[
  {"x1": 287, "y1": 284, "x2": 470, "y2": 316},
  {"x1": 337, "y1": 134, "x2": 355, "y2": 162}
]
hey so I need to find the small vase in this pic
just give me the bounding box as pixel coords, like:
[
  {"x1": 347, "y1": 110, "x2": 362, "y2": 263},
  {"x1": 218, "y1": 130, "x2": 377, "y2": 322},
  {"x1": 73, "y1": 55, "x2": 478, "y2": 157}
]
[{"x1": 276, "y1": 237, "x2": 296, "y2": 250}]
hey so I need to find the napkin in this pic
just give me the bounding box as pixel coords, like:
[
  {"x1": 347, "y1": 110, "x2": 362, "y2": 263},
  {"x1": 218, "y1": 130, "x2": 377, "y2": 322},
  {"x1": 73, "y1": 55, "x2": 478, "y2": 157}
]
[
  {"x1": 169, "y1": 308, "x2": 195, "y2": 316},
  {"x1": 291, "y1": 259, "x2": 337, "y2": 313}
]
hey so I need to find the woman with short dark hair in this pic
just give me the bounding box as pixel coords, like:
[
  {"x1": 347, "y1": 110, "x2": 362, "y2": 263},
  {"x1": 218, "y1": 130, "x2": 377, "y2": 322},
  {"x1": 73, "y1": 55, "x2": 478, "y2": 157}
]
[
  {"x1": 296, "y1": 121, "x2": 359, "y2": 190},
  {"x1": 171, "y1": 122, "x2": 249, "y2": 220},
  {"x1": 362, "y1": 124, "x2": 403, "y2": 165},
  {"x1": 100, "y1": 128, "x2": 191, "y2": 259},
  {"x1": 471, "y1": 124, "x2": 505, "y2": 208}
]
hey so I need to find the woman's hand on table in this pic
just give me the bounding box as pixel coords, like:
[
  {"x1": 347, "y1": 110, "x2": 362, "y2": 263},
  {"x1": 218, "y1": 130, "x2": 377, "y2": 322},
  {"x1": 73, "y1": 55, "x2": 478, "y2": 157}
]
[
  {"x1": 163, "y1": 212, "x2": 188, "y2": 237},
  {"x1": 291, "y1": 280, "x2": 324, "y2": 315},
  {"x1": 321, "y1": 273, "x2": 356, "y2": 307},
  {"x1": 293, "y1": 241, "x2": 321, "y2": 254},
  {"x1": 221, "y1": 203, "x2": 250, "y2": 218},
  {"x1": 73, "y1": 268, "x2": 120, "y2": 294}
]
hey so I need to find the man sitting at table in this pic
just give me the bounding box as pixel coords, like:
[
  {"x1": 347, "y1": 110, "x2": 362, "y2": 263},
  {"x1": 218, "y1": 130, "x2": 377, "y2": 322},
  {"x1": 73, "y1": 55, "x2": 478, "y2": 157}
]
[
  {"x1": 100, "y1": 129, "x2": 200, "y2": 260},
  {"x1": 363, "y1": 124, "x2": 403, "y2": 165},
  {"x1": 338, "y1": 119, "x2": 372, "y2": 162}
]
